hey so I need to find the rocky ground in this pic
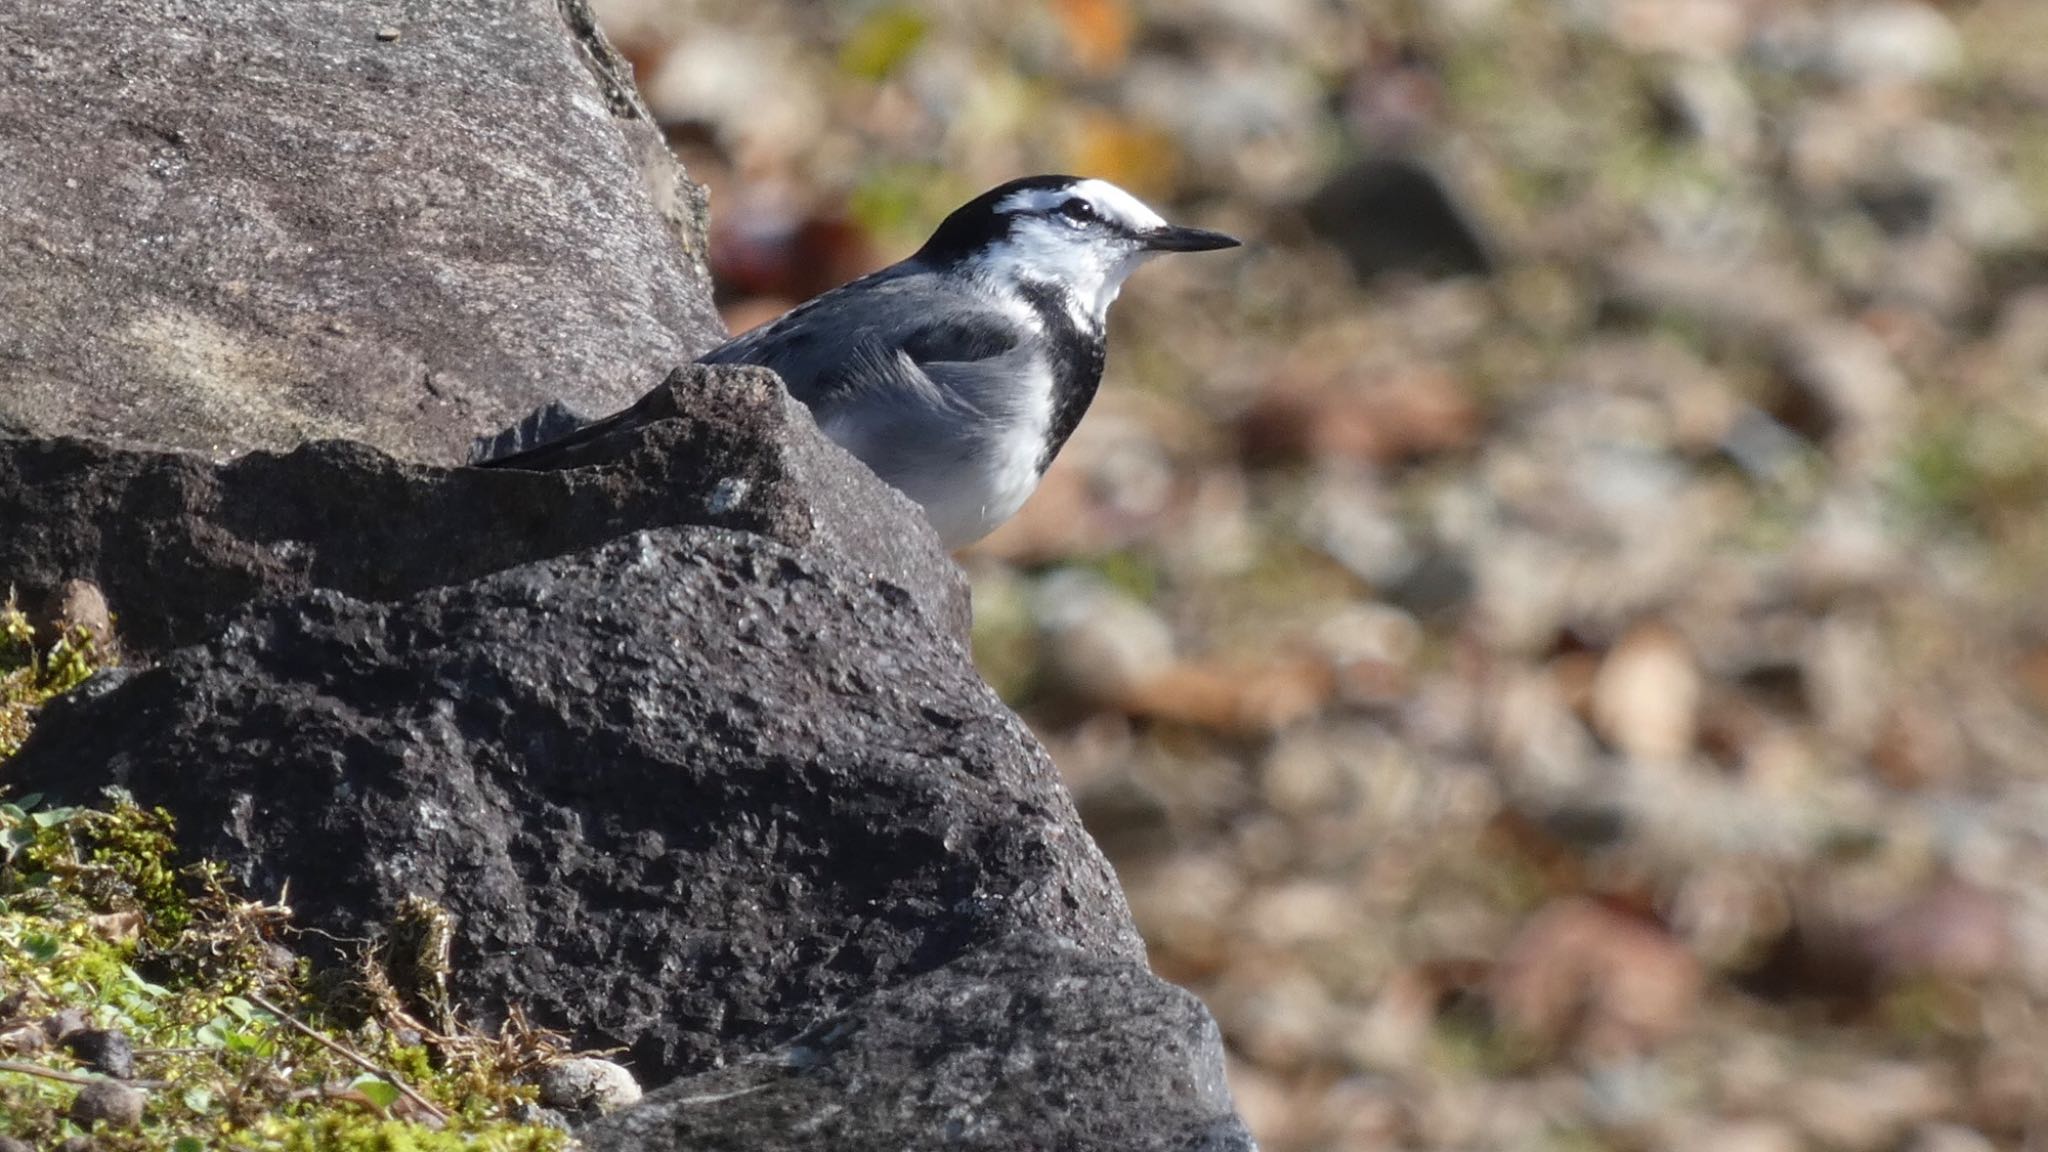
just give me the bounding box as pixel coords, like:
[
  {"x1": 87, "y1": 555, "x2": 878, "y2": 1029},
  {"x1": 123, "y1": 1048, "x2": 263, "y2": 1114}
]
[{"x1": 587, "y1": 0, "x2": 2048, "y2": 1147}]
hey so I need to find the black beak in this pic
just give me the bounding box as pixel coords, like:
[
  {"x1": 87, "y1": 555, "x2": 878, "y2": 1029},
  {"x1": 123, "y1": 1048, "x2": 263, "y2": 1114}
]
[{"x1": 1142, "y1": 224, "x2": 1241, "y2": 253}]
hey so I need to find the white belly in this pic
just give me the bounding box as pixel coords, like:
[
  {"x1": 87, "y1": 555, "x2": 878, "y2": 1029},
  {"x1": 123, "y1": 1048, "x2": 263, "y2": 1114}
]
[
  {"x1": 913, "y1": 428, "x2": 1046, "y2": 547},
  {"x1": 822, "y1": 413, "x2": 1050, "y2": 549}
]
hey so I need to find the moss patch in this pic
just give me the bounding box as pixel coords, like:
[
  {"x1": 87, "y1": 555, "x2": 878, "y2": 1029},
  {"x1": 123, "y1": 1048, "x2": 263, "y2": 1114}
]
[
  {"x1": 0, "y1": 599, "x2": 104, "y2": 760},
  {"x1": 0, "y1": 607, "x2": 575, "y2": 1150}
]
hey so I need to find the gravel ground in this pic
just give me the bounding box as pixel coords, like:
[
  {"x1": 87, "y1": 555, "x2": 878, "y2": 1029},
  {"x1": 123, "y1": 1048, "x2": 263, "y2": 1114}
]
[{"x1": 591, "y1": 1, "x2": 2048, "y2": 1147}]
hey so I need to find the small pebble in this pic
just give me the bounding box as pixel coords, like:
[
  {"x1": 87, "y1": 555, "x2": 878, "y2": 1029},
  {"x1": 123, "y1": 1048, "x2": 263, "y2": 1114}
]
[
  {"x1": 536, "y1": 1057, "x2": 642, "y2": 1114},
  {"x1": 0, "y1": 1023, "x2": 45, "y2": 1053},
  {"x1": 41, "y1": 1007, "x2": 89, "y2": 1042},
  {"x1": 510, "y1": 1100, "x2": 575, "y2": 1132},
  {"x1": 35, "y1": 579, "x2": 115, "y2": 650},
  {"x1": 85, "y1": 911, "x2": 144, "y2": 944},
  {"x1": 63, "y1": 1029, "x2": 136, "y2": 1080},
  {"x1": 69, "y1": 1080, "x2": 146, "y2": 1129},
  {"x1": 375, "y1": 26, "x2": 401, "y2": 41},
  {"x1": 1909, "y1": 1124, "x2": 1995, "y2": 1152}
]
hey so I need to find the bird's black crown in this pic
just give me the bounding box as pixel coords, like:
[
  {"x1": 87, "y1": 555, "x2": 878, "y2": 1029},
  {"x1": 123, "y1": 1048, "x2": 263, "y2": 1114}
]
[{"x1": 913, "y1": 174, "x2": 1086, "y2": 266}]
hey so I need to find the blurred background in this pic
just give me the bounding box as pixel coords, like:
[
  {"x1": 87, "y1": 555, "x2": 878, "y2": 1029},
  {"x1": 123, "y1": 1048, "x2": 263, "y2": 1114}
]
[{"x1": 590, "y1": 1, "x2": 2048, "y2": 1148}]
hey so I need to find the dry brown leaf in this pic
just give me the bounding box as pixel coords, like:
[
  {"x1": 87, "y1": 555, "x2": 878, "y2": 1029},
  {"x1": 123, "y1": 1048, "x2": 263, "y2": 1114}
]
[
  {"x1": 1871, "y1": 699, "x2": 1963, "y2": 789},
  {"x1": 1120, "y1": 657, "x2": 1335, "y2": 735},
  {"x1": 86, "y1": 910, "x2": 144, "y2": 945},
  {"x1": 1489, "y1": 898, "x2": 1702, "y2": 1057},
  {"x1": 1865, "y1": 880, "x2": 2012, "y2": 982},
  {"x1": 1067, "y1": 112, "x2": 1180, "y2": 198},
  {"x1": 2011, "y1": 644, "x2": 2048, "y2": 714},
  {"x1": 1053, "y1": 0, "x2": 1132, "y2": 74},
  {"x1": 1238, "y1": 368, "x2": 1479, "y2": 466}
]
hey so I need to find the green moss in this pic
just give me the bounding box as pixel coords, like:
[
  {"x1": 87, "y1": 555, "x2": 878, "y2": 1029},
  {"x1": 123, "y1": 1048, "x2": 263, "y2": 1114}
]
[
  {"x1": 0, "y1": 794, "x2": 572, "y2": 1150},
  {"x1": 1892, "y1": 405, "x2": 2048, "y2": 550},
  {"x1": 1084, "y1": 549, "x2": 1164, "y2": 606},
  {"x1": 967, "y1": 570, "x2": 1043, "y2": 705},
  {"x1": 1, "y1": 598, "x2": 108, "y2": 759},
  {"x1": 236, "y1": 1113, "x2": 562, "y2": 1152},
  {"x1": 838, "y1": 4, "x2": 929, "y2": 82}
]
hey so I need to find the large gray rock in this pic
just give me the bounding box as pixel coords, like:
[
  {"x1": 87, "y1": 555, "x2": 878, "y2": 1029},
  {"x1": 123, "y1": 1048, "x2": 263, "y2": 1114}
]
[
  {"x1": 582, "y1": 936, "x2": 1256, "y2": 1152},
  {"x1": 7, "y1": 529, "x2": 1144, "y2": 1085},
  {"x1": 0, "y1": 2, "x2": 1253, "y2": 1142},
  {"x1": 0, "y1": 0, "x2": 722, "y2": 462},
  {"x1": 0, "y1": 366, "x2": 970, "y2": 650}
]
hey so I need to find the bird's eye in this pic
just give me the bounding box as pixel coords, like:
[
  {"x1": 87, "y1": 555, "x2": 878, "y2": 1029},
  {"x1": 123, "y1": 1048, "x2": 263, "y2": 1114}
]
[{"x1": 1057, "y1": 197, "x2": 1099, "y2": 226}]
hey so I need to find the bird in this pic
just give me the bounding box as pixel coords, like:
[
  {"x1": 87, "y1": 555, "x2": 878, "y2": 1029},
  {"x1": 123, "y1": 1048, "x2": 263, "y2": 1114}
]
[{"x1": 476, "y1": 174, "x2": 1240, "y2": 547}]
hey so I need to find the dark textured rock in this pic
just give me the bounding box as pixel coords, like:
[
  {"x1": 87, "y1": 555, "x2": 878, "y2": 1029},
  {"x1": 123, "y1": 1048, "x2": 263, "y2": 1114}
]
[
  {"x1": 1304, "y1": 154, "x2": 1495, "y2": 282},
  {"x1": 40, "y1": 1008, "x2": 89, "y2": 1043},
  {"x1": 0, "y1": 0, "x2": 722, "y2": 462},
  {"x1": 581, "y1": 936, "x2": 1255, "y2": 1152},
  {"x1": 61, "y1": 1030, "x2": 136, "y2": 1081},
  {"x1": 67, "y1": 1080, "x2": 146, "y2": 1130},
  {"x1": 6, "y1": 529, "x2": 1140, "y2": 1084},
  {"x1": 0, "y1": 366, "x2": 969, "y2": 651}
]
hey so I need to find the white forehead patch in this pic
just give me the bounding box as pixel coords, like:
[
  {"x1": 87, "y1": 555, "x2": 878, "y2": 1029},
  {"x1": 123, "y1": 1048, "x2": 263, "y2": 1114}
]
[{"x1": 994, "y1": 178, "x2": 1168, "y2": 232}]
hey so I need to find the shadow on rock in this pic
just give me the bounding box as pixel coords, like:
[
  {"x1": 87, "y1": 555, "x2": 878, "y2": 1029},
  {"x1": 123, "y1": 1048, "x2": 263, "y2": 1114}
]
[{"x1": 0, "y1": 366, "x2": 969, "y2": 650}]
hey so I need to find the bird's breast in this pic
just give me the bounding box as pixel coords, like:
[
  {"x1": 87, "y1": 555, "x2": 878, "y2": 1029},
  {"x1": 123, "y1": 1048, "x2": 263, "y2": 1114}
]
[
  {"x1": 891, "y1": 362, "x2": 1058, "y2": 547},
  {"x1": 1010, "y1": 282, "x2": 1108, "y2": 474}
]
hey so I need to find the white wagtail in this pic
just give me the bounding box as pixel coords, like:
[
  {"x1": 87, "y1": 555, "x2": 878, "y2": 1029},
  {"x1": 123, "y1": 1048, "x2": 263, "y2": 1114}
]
[{"x1": 479, "y1": 175, "x2": 1239, "y2": 547}]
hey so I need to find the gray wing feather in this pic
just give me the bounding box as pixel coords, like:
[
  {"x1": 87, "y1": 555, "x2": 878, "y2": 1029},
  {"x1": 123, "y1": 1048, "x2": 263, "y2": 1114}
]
[
  {"x1": 697, "y1": 266, "x2": 1027, "y2": 421},
  {"x1": 483, "y1": 263, "x2": 1038, "y2": 493},
  {"x1": 698, "y1": 266, "x2": 1044, "y2": 511}
]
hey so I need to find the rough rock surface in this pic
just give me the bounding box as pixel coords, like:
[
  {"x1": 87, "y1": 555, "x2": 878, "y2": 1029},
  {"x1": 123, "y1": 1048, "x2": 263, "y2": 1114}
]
[
  {"x1": 0, "y1": 366, "x2": 970, "y2": 650},
  {"x1": 582, "y1": 936, "x2": 1255, "y2": 1152},
  {"x1": 0, "y1": 0, "x2": 722, "y2": 462},
  {"x1": 6, "y1": 529, "x2": 1144, "y2": 1086},
  {"x1": 67, "y1": 1081, "x2": 146, "y2": 1130}
]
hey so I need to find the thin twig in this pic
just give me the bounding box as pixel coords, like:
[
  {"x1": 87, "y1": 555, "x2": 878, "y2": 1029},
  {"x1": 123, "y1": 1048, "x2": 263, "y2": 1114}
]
[
  {"x1": 244, "y1": 992, "x2": 448, "y2": 1123},
  {"x1": 0, "y1": 1059, "x2": 170, "y2": 1089},
  {"x1": 669, "y1": 1081, "x2": 775, "y2": 1107},
  {"x1": 289, "y1": 1083, "x2": 393, "y2": 1118}
]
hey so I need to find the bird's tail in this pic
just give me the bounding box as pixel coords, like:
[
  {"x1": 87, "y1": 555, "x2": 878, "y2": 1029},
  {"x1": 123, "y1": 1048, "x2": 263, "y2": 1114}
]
[{"x1": 472, "y1": 405, "x2": 644, "y2": 470}]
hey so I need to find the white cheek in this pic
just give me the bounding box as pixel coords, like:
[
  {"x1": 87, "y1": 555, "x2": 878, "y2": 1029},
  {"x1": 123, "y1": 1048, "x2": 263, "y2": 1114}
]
[
  {"x1": 975, "y1": 225, "x2": 1122, "y2": 319},
  {"x1": 1101, "y1": 248, "x2": 1159, "y2": 302}
]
